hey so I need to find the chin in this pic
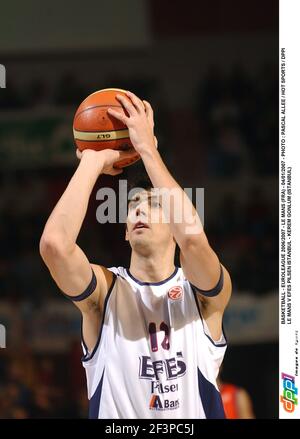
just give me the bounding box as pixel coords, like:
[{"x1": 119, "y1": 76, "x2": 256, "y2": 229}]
[{"x1": 130, "y1": 237, "x2": 153, "y2": 255}]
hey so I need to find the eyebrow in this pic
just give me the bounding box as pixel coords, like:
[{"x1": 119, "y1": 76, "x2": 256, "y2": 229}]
[{"x1": 128, "y1": 193, "x2": 159, "y2": 205}]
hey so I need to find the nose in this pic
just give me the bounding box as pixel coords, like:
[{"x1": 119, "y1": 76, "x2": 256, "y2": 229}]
[
  {"x1": 135, "y1": 206, "x2": 142, "y2": 217},
  {"x1": 135, "y1": 204, "x2": 147, "y2": 219}
]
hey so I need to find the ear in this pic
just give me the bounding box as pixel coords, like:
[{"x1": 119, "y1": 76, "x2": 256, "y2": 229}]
[{"x1": 125, "y1": 224, "x2": 129, "y2": 241}]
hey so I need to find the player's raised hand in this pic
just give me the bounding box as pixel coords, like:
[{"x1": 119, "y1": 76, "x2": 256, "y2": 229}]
[
  {"x1": 107, "y1": 91, "x2": 157, "y2": 155},
  {"x1": 143, "y1": 99, "x2": 158, "y2": 149},
  {"x1": 76, "y1": 148, "x2": 137, "y2": 176}
]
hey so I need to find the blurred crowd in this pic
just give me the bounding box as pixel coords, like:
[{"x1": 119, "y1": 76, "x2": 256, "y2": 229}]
[
  {"x1": 0, "y1": 344, "x2": 87, "y2": 418},
  {"x1": 197, "y1": 63, "x2": 277, "y2": 178}
]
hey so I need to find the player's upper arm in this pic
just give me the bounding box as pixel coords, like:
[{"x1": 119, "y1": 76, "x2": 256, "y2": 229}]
[
  {"x1": 179, "y1": 233, "x2": 232, "y2": 315},
  {"x1": 194, "y1": 264, "x2": 232, "y2": 315},
  {"x1": 192, "y1": 264, "x2": 231, "y2": 341},
  {"x1": 39, "y1": 236, "x2": 111, "y2": 314}
]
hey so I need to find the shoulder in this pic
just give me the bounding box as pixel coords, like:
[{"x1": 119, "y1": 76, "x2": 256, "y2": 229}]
[
  {"x1": 106, "y1": 266, "x2": 127, "y2": 279},
  {"x1": 89, "y1": 264, "x2": 120, "y2": 310}
]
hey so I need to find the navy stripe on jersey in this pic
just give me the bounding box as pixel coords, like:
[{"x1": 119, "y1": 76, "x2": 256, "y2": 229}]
[
  {"x1": 81, "y1": 314, "x2": 89, "y2": 357},
  {"x1": 126, "y1": 267, "x2": 178, "y2": 286},
  {"x1": 89, "y1": 369, "x2": 105, "y2": 419},
  {"x1": 190, "y1": 265, "x2": 224, "y2": 297},
  {"x1": 63, "y1": 267, "x2": 97, "y2": 302},
  {"x1": 191, "y1": 286, "x2": 227, "y2": 347},
  {"x1": 81, "y1": 273, "x2": 117, "y2": 362},
  {"x1": 197, "y1": 368, "x2": 226, "y2": 419}
]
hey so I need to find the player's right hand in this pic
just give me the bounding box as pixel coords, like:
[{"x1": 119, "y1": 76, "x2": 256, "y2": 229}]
[{"x1": 76, "y1": 148, "x2": 137, "y2": 176}]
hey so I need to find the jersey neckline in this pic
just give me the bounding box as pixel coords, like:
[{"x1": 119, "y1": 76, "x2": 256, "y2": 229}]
[{"x1": 126, "y1": 266, "x2": 179, "y2": 286}]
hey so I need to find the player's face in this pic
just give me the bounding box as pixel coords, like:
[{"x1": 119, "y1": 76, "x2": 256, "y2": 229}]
[{"x1": 125, "y1": 190, "x2": 174, "y2": 251}]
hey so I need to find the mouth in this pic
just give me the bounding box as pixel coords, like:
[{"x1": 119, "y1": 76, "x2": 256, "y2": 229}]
[{"x1": 133, "y1": 221, "x2": 150, "y2": 231}]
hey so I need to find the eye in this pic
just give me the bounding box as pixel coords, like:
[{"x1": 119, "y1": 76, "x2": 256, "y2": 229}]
[
  {"x1": 128, "y1": 195, "x2": 141, "y2": 210},
  {"x1": 151, "y1": 199, "x2": 161, "y2": 208},
  {"x1": 128, "y1": 201, "x2": 137, "y2": 210}
]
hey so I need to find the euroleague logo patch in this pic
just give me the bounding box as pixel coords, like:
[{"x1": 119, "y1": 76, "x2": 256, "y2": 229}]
[{"x1": 168, "y1": 286, "x2": 183, "y2": 300}]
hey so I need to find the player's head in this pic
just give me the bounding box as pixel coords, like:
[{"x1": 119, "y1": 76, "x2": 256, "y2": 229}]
[{"x1": 125, "y1": 176, "x2": 176, "y2": 257}]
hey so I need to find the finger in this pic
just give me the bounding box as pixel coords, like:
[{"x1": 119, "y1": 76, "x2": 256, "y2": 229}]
[
  {"x1": 105, "y1": 149, "x2": 137, "y2": 167},
  {"x1": 76, "y1": 149, "x2": 83, "y2": 160},
  {"x1": 116, "y1": 149, "x2": 139, "y2": 160},
  {"x1": 107, "y1": 107, "x2": 129, "y2": 124},
  {"x1": 115, "y1": 94, "x2": 137, "y2": 116},
  {"x1": 125, "y1": 90, "x2": 144, "y2": 113},
  {"x1": 143, "y1": 100, "x2": 154, "y2": 127},
  {"x1": 108, "y1": 168, "x2": 124, "y2": 176},
  {"x1": 143, "y1": 100, "x2": 154, "y2": 119}
]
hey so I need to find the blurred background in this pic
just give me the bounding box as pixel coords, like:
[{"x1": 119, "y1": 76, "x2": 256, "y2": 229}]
[{"x1": 0, "y1": 0, "x2": 278, "y2": 419}]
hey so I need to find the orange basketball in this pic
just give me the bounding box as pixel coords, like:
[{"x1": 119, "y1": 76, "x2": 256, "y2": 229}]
[{"x1": 73, "y1": 88, "x2": 140, "y2": 168}]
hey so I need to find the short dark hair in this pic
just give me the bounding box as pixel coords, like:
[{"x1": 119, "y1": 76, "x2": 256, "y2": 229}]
[
  {"x1": 127, "y1": 173, "x2": 154, "y2": 208},
  {"x1": 127, "y1": 172, "x2": 153, "y2": 197}
]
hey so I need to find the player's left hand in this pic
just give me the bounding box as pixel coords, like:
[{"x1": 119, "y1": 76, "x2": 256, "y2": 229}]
[{"x1": 107, "y1": 91, "x2": 158, "y2": 155}]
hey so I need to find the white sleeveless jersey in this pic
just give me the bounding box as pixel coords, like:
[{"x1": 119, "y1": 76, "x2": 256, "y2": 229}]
[{"x1": 81, "y1": 266, "x2": 227, "y2": 419}]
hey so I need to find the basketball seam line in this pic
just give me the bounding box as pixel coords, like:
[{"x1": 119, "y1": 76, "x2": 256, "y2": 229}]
[
  {"x1": 73, "y1": 128, "x2": 129, "y2": 133},
  {"x1": 74, "y1": 104, "x2": 123, "y2": 120},
  {"x1": 74, "y1": 138, "x2": 130, "y2": 142}
]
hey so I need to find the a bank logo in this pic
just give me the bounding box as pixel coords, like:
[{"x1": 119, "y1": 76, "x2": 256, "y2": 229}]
[
  {"x1": 149, "y1": 394, "x2": 179, "y2": 411},
  {"x1": 149, "y1": 394, "x2": 163, "y2": 410},
  {"x1": 280, "y1": 372, "x2": 298, "y2": 413},
  {"x1": 0, "y1": 64, "x2": 6, "y2": 88}
]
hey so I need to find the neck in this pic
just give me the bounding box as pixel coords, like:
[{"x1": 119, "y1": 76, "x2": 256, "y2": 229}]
[{"x1": 129, "y1": 250, "x2": 176, "y2": 283}]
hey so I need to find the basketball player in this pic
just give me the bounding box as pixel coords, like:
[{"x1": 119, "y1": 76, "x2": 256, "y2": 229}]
[{"x1": 40, "y1": 91, "x2": 232, "y2": 419}]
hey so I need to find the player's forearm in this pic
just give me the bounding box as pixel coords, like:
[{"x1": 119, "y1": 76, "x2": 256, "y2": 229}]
[
  {"x1": 142, "y1": 146, "x2": 221, "y2": 288},
  {"x1": 42, "y1": 154, "x2": 104, "y2": 248},
  {"x1": 141, "y1": 147, "x2": 205, "y2": 248}
]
